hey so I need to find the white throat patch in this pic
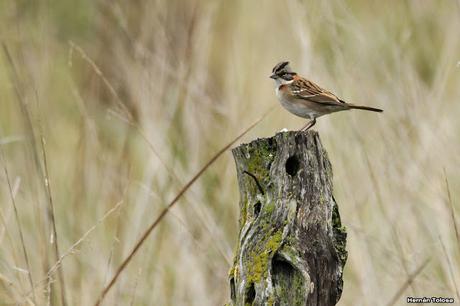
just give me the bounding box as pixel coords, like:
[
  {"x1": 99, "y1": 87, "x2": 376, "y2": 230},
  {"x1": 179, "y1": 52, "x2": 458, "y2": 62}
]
[{"x1": 274, "y1": 78, "x2": 294, "y2": 88}]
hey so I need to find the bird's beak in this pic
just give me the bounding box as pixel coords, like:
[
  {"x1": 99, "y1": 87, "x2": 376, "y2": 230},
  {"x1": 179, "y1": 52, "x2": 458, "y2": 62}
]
[{"x1": 269, "y1": 74, "x2": 277, "y2": 79}]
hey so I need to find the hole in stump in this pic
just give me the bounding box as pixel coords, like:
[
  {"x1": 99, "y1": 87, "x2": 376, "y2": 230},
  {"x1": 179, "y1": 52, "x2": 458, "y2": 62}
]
[
  {"x1": 245, "y1": 282, "x2": 255, "y2": 304},
  {"x1": 230, "y1": 277, "x2": 236, "y2": 302},
  {"x1": 285, "y1": 155, "x2": 300, "y2": 176},
  {"x1": 254, "y1": 201, "x2": 261, "y2": 218},
  {"x1": 272, "y1": 255, "x2": 304, "y2": 303},
  {"x1": 272, "y1": 256, "x2": 295, "y2": 279}
]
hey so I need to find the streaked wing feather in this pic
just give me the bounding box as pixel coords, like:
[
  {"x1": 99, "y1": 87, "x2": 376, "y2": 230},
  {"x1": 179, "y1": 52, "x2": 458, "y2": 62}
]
[{"x1": 291, "y1": 78, "x2": 346, "y2": 107}]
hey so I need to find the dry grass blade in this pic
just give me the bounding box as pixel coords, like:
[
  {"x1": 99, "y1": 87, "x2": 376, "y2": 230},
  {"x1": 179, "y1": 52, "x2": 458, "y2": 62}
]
[
  {"x1": 93, "y1": 107, "x2": 274, "y2": 305},
  {"x1": 0, "y1": 149, "x2": 36, "y2": 304},
  {"x1": 2, "y1": 43, "x2": 42, "y2": 305},
  {"x1": 68, "y1": 41, "x2": 133, "y2": 121},
  {"x1": 438, "y1": 237, "x2": 460, "y2": 301},
  {"x1": 49, "y1": 200, "x2": 124, "y2": 279},
  {"x1": 2, "y1": 44, "x2": 54, "y2": 301},
  {"x1": 385, "y1": 258, "x2": 431, "y2": 306},
  {"x1": 0, "y1": 145, "x2": 23, "y2": 278},
  {"x1": 39, "y1": 135, "x2": 67, "y2": 306},
  {"x1": 365, "y1": 155, "x2": 416, "y2": 294},
  {"x1": 1, "y1": 44, "x2": 43, "y2": 174},
  {"x1": 444, "y1": 170, "x2": 460, "y2": 255},
  {"x1": 25, "y1": 199, "x2": 125, "y2": 298},
  {"x1": 1, "y1": 44, "x2": 31, "y2": 134}
]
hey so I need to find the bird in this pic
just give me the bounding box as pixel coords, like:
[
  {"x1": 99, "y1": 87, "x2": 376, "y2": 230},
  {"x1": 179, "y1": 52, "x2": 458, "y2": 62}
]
[{"x1": 270, "y1": 61, "x2": 383, "y2": 130}]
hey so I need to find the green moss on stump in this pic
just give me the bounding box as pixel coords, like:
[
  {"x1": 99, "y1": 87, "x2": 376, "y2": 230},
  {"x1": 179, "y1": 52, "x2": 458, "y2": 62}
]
[
  {"x1": 244, "y1": 139, "x2": 276, "y2": 187},
  {"x1": 246, "y1": 229, "x2": 283, "y2": 284},
  {"x1": 332, "y1": 202, "x2": 348, "y2": 265}
]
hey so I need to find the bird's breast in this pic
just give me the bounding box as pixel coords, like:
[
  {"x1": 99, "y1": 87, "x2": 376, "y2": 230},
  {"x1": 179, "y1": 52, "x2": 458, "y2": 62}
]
[{"x1": 275, "y1": 89, "x2": 318, "y2": 120}]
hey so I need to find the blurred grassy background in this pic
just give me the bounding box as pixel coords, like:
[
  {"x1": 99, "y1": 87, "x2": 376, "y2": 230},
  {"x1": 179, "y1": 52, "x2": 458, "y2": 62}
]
[{"x1": 0, "y1": 0, "x2": 459, "y2": 305}]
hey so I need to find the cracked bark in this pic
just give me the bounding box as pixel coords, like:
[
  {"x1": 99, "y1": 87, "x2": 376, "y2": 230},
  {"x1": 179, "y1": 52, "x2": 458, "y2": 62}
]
[{"x1": 228, "y1": 131, "x2": 347, "y2": 306}]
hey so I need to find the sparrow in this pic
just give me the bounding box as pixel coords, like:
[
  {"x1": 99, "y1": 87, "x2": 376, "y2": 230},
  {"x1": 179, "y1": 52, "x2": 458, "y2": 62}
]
[{"x1": 270, "y1": 61, "x2": 383, "y2": 130}]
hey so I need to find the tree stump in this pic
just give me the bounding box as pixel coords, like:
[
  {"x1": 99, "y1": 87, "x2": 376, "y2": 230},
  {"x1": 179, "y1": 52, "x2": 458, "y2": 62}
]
[{"x1": 228, "y1": 131, "x2": 347, "y2": 306}]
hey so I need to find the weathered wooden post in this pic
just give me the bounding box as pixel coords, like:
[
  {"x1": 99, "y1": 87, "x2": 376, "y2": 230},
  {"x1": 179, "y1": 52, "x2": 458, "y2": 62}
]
[{"x1": 228, "y1": 131, "x2": 347, "y2": 306}]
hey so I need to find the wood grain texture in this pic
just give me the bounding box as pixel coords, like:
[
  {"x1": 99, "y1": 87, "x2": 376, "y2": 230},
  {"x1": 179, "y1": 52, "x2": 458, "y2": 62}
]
[{"x1": 228, "y1": 131, "x2": 347, "y2": 306}]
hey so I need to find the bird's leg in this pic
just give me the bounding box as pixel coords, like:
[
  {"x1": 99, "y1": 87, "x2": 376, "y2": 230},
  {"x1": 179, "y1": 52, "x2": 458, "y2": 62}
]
[
  {"x1": 300, "y1": 118, "x2": 316, "y2": 131},
  {"x1": 300, "y1": 120, "x2": 313, "y2": 131}
]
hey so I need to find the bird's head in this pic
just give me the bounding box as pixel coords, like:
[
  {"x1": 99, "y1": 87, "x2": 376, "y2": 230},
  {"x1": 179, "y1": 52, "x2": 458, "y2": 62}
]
[{"x1": 270, "y1": 61, "x2": 297, "y2": 85}]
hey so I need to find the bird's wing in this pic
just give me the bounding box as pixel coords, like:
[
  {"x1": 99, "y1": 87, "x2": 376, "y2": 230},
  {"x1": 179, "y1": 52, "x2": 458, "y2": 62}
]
[{"x1": 291, "y1": 78, "x2": 347, "y2": 107}]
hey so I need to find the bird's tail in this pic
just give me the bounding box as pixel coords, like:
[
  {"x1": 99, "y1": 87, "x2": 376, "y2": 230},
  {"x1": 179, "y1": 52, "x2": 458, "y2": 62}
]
[{"x1": 348, "y1": 104, "x2": 383, "y2": 113}]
